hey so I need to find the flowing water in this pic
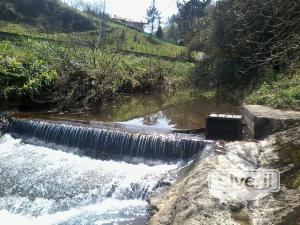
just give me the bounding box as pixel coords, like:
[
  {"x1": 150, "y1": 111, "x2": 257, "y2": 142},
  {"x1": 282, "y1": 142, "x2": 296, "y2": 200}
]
[
  {"x1": 0, "y1": 93, "x2": 239, "y2": 225},
  {"x1": 0, "y1": 134, "x2": 182, "y2": 225},
  {"x1": 6, "y1": 118, "x2": 207, "y2": 160}
]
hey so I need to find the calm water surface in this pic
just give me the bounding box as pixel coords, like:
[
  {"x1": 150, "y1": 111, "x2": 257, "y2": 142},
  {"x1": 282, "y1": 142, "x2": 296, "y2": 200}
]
[{"x1": 13, "y1": 93, "x2": 240, "y2": 130}]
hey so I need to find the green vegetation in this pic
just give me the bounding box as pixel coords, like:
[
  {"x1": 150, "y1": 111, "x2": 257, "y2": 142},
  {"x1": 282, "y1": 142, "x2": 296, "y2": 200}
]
[
  {"x1": 170, "y1": 0, "x2": 299, "y2": 109},
  {"x1": 2, "y1": 0, "x2": 298, "y2": 111},
  {"x1": 277, "y1": 140, "x2": 300, "y2": 189},
  {"x1": 0, "y1": 21, "x2": 185, "y2": 58},
  {"x1": 0, "y1": 0, "x2": 96, "y2": 32},
  {"x1": 0, "y1": 37, "x2": 193, "y2": 109},
  {"x1": 246, "y1": 71, "x2": 300, "y2": 110},
  {"x1": 277, "y1": 206, "x2": 300, "y2": 225},
  {"x1": 0, "y1": 0, "x2": 185, "y2": 59},
  {"x1": 0, "y1": 40, "x2": 56, "y2": 105},
  {"x1": 0, "y1": 0, "x2": 193, "y2": 110},
  {"x1": 109, "y1": 22, "x2": 185, "y2": 57}
]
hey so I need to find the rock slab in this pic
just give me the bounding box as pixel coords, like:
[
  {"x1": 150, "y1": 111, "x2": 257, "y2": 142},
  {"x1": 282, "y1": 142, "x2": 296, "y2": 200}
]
[
  {"x1": 148, "y1": 127, "x2": 300, "y2": 225},
  {"x1": 242, "y1": 104, "x2": 300, "y2": 139}
]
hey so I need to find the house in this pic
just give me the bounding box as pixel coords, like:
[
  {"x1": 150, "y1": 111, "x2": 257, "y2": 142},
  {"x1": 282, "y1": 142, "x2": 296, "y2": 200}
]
[{"x1": 112, "y1": 15, "x2": 146, "y2": 31}]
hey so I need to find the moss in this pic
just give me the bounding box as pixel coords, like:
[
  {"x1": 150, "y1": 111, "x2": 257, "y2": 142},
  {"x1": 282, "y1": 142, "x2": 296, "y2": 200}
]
[
  {"x1": 276, "y1": 142, "x2": 300, "y2": 189},
  {"x1": 276, "y1": 206, "x2": 300, "y2": 225},
  {"x1": 231, "y1": 210, "x2": 252, "y2": 225}
]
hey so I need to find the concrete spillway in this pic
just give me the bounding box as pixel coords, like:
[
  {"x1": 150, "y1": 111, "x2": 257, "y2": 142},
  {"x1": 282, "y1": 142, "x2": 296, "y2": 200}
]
[{"x1": 6, "y1": 117, "x2": 207, "y2": 160}]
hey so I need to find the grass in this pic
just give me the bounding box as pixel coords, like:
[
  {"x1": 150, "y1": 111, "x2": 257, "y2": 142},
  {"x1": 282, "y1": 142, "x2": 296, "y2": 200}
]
[
  {"x1": 110, "y1": 22, "x2": 186, "y2": 57},
  {"x1": 0, "y1": 37, "x2": 193, "y2": 108},
  {"x1": 0, "y1": 39, "x2": 57, "y2": 104},
  {"x1": 0, "y1": 1, "x2": 191, "y2": 109},
  {"x1": 0, "y1": 21, "x2": 186, "y2": 58},
  {"x1": 277, "y1": 141, "x2": 300, "y2": 189},
  {"x1": 246, "y1": 70, "x2": 300, "y2": 110},
  {"x1": 0, "y1": 22, "x2": 41, "y2": 36},
  {"x1": 0, "y1": 0, "x2": 96, "y2": 32}
]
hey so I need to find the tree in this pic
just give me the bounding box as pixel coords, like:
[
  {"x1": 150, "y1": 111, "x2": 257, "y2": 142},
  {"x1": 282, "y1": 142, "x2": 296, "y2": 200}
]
[
  {"x1": 146, "y1": 0, "x2": 160, "y2": 37},
  {"x1": 156, "y1": 25, "x2": 164, "y2": 39},
  {"x1": 192, "y1": 0, "x2": 300, "y2": 99},
  {"x1": 167, "y1": 24, "x2": 176, "y2": 41},
  {"x1": 119, "y1": 29, "x2": 127, "y2": 43},
  {"x1": 156, "y1": 17, "x2": 164, "y2": 39},
  {"x1": 165, "y1": 15, "x2": 181, "y2": 41},
  {"x1": 176, "y1": 0, "x2": 211, "y2": 41},
  {"x1": 156, "y1": 16, "x2": 164, "y2": 39}
]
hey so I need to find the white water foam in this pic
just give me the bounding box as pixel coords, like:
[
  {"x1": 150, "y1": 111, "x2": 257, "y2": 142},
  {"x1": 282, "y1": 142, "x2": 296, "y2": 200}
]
[{"x1": 0, "y1": 134, "x2": 181, "y2": 225}]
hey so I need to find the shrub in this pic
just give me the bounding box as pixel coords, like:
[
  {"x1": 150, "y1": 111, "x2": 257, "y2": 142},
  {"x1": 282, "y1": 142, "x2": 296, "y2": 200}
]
[
  {"x1": 0, "y1": 40, "x2": 57, "y2": 104},
  {"x1": 246, "y1": 71, "x2": 300, "y2": 110}
]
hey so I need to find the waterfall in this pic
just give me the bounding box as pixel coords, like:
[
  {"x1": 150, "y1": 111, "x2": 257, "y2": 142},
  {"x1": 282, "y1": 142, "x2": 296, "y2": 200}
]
[
  {"x1": 0, "y1": 134, "x2": 182, "y2": 225},
  {"x1": 6, "y1": 118, "x2": 207, "y2": 160}
]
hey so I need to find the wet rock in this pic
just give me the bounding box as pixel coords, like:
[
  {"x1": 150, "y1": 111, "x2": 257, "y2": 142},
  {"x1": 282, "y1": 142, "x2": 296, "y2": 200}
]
[
  {"x1": 0, "y1": 115, "x2": 9, "y2": 135},
  {"x1": 228, "y1": 202, "x2": 245, "y2": 212},
  {"x1": 231, "y1": 209, "x2": 251, "y2": 225},
  {"x1": 243, "y1": 104, "x2": 300, "y2": 139},
  {"x1": 147, "y1": 186, "x2": 170, "y2": 216},
  {"x1": 149, "y1": 149, "x2": 242, "y2": 225},
  {"x1": 148, "y1": 127, "x2": 300, "y2": 225},
  {"x1": 154, "y1": 180, "x2": 172, "y2": 189}
]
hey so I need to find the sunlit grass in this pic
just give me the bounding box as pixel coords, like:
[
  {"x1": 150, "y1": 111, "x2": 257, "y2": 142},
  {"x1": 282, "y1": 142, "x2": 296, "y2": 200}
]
[
  {"x1": 246, "y1": 70, "x2": 300, "y2": 110},
  {"x1": 0, "y1": 21, "x2": 186, "y2": 58}
]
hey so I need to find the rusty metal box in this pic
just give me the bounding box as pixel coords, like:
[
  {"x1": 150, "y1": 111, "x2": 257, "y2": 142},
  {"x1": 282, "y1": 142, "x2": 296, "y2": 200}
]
[{"x1": 205, "y1": 113, "x2": 242, "y2": 140}]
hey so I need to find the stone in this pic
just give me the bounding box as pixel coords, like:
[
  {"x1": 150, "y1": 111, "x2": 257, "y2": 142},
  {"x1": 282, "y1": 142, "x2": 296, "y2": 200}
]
[
  {"x1": 242, "y1": 104, "x2": 300, "y2": 139},
  {"x1": 148, "y1": 127, "x2": 300, "y2": 225},
  {"x1": 0, "y1": 115, "x2": 9, "y2": 135}
]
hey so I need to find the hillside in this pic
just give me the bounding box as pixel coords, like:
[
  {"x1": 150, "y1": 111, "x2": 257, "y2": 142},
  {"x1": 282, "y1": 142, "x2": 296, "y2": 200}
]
[
  {"x1": 0, "y1": 0, "x2": 96, "y2": 32},
  {"x1": 0, "y1": 21, "x2": 185, "y2": 58},
  {"x1": 0, "y1": 0, "x2": 193, "y2": 110},
  {"x1": 0, "y1": 0, "x2": 185, "y2": 58}
]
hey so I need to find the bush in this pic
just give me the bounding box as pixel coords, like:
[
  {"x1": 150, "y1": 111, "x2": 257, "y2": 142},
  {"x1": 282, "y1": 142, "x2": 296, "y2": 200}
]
[
  {"x1": 189, "y1": 0, "x2": 299, "y2": 100},
  {"x1": 0, "y1": 40, "x2": 57, "y2": 105},
  {"x1": 0, "y1": 36, "x2": 192, "y2": 109},
  {"x1": 246, "y1": 71, "x2": 300, "y2": 110}
]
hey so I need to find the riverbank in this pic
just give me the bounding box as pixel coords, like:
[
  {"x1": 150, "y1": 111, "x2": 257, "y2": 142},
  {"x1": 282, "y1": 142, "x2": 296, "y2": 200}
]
[
  {"x1": 245, "y1": 70, "x2": 300, "y2": 111},
  {"x1": 148, "y1": 126, "x2": 300, "y2": 225},
  {"x1": 0, "y1": 37, "x2": 194, "y2": 109}
]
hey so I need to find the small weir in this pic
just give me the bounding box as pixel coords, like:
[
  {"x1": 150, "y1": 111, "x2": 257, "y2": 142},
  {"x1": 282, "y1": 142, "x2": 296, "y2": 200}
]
[
  {"x1": 0, "y1": 94, "x2": 236, "y2": 225},
  {"x1": 0, "y1": 116, "x2": 209, "y2": 225},
  {"x1": 6, "y1": 117, "x2": 208, "y2": 160},
  {"x1": 0, "y1": 134, "x2": 183, "y2": 225},
  {"x1": 0, "y1": 110, "x2": 211, "y2": 224}
]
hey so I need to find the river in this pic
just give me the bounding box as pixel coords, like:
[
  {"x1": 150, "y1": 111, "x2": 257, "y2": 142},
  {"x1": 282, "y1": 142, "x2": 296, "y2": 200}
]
[{"x1": 0, "y1": 93, "x2": 239, "y2": 225}]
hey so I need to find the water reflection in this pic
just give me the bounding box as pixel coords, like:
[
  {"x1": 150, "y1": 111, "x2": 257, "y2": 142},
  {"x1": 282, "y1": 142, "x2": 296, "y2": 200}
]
[
  {"x1": 121, "y1": 111, "x2": 175, "y2": 129},
  {"x1": 120, "y1": 98, "x2": 239, "y2": 129},
  {"x1": 12, "y1": 93, "x2": 240, "y2": 129}
]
